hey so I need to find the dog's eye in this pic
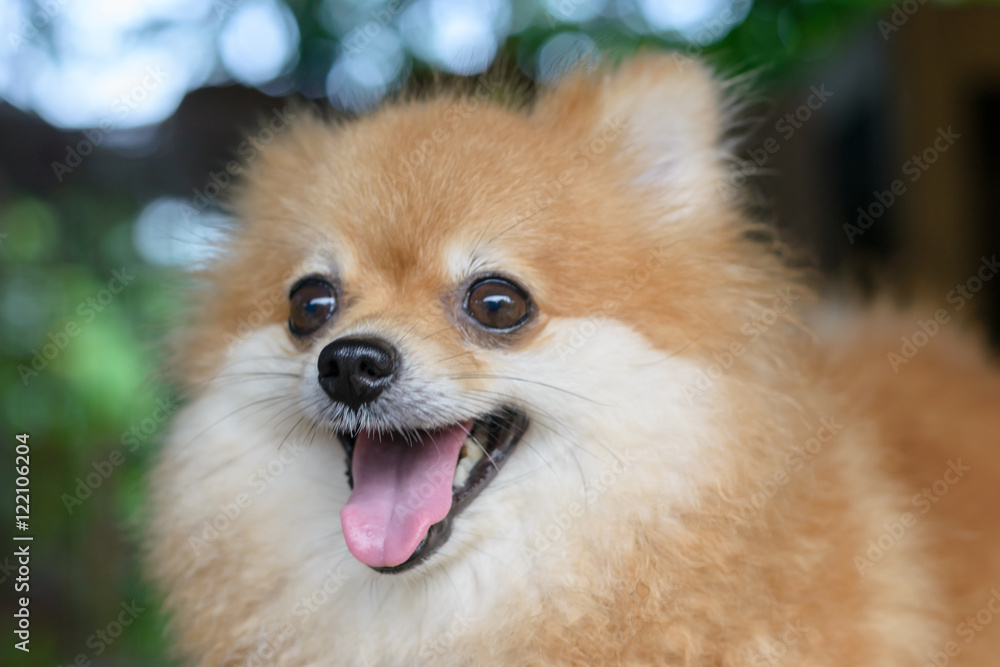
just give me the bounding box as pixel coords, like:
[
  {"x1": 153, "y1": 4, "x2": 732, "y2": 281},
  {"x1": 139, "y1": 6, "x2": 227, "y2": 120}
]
[
  {"x1": 465, "y1": 278, "x2": 531, "y2": 331},
  {"x1": 289, "y1": 277, "x2": 338, "y2": 336}
]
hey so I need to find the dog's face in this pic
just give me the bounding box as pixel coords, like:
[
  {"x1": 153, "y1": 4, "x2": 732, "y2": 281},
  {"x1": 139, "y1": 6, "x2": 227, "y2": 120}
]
[{"x1": 153, "y1": 56, "x2": 798, "y2": 662}]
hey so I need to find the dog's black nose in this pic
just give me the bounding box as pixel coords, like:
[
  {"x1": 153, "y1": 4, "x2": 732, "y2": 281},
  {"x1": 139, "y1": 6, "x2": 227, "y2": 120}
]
[{"x1": 317, "y1": 337, "x2": 399, "y2": 410}]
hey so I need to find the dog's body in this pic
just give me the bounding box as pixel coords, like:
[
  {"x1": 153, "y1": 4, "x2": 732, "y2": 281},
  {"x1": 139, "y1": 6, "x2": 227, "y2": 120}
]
[{"x1": 147, "y1": 56, "x2": 1000, "y2": 665}]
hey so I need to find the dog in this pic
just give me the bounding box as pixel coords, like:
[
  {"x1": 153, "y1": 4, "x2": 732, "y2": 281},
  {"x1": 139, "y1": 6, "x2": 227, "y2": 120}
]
[{"x1": 146, "y1": 54, "x2": 1000, "y2": 665}]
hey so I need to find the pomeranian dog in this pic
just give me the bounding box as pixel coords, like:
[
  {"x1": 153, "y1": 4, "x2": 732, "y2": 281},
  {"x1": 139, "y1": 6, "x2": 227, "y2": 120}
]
[{"x1": 146, "y1": 54, "x2": 1000, "y2": 665}]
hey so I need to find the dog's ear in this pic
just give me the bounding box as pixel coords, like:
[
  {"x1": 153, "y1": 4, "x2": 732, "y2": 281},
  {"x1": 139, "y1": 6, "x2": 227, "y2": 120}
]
[{"x1": 533, "y1": 54, "x2": 728, "y2": 210}]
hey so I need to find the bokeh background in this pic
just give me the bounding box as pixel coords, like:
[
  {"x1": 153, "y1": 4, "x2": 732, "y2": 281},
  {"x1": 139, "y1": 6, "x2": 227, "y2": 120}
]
[{"x1": 1, "y1": 0, "x2": 999, "y2": 664}]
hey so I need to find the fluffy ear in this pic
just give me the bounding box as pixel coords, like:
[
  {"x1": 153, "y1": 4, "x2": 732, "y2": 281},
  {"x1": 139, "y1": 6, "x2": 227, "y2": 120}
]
[{"x1": 533, "y1": 54, "x2": 728, "y2": 209}]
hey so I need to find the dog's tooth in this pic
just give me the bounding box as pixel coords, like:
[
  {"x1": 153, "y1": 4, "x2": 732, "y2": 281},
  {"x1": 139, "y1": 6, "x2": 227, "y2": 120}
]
[
  {"x1": 452, "y1": 457, "x2": 472, "y2": 489},
  {"x1": 465, "y1": 437, "x2": 485, "y2": 465},
  {"x1": 452, "y1": 434, "x2": 485, "y2": 489}
]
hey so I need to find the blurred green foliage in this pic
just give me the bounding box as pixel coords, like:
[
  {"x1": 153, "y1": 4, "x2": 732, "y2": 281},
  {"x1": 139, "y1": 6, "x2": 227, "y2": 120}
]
[{"x1": 0, "y1": 186, "x2": 179, "y2": 665}]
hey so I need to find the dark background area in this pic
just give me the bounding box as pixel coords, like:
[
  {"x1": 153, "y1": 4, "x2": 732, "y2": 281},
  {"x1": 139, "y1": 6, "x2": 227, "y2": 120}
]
[{"x1": 1, "y1": 0, "x2": 999, "y2": 664}]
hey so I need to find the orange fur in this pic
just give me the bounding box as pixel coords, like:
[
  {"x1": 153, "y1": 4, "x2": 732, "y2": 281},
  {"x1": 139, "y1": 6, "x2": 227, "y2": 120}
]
[{"x1": 147, "y1": 55, "x2": 1000, "y2": 665}]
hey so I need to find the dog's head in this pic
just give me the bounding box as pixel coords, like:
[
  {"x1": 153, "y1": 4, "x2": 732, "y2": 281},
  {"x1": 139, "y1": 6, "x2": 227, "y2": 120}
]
[{"x1": 156, "y1": 55, "x2": 802, "y2": 661}]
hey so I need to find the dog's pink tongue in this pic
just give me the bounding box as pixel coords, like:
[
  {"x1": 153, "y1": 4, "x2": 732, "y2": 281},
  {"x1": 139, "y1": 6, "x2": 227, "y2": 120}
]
[{"x1": 340, "y1": 423, "x2": 470, "y2": 568}]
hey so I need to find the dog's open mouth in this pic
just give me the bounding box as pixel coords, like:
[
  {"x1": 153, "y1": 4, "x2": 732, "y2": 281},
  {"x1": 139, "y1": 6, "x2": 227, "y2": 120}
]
[{"x1": 337, "y1": 408, "x2": 528, "y2": 573}]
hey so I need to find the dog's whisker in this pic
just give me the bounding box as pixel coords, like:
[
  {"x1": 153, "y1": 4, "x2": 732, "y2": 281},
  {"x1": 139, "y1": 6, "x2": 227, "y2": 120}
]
[
  {"x1": 448, "y1": 373, "x2": 608, "y2": 405},
  {"x1": 180, "y1": 393, "x2": 301, "y2": 447}
]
